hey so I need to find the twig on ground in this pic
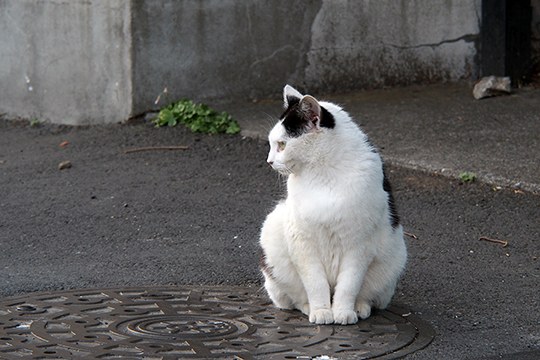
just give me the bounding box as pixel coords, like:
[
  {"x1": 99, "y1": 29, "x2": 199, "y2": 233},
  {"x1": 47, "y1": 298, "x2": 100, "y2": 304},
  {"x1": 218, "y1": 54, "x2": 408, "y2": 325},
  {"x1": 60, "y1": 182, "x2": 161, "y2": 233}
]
[
  {"x1": 479, "y1": 236, "x2": 509, "y2": 248},
  {"x1": 124, "y1": 146, "x2": 189, "y2": 154},
  {"x1": 404, "y1": 232, "x2": 418, "y2": 239}
]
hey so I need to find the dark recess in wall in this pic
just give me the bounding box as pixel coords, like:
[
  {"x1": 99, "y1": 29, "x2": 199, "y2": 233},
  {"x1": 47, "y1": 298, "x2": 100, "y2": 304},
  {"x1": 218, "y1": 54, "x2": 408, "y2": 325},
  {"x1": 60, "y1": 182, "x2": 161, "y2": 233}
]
[{"x1": 481, "y1": 0, "x2": 533, "y2": 84}]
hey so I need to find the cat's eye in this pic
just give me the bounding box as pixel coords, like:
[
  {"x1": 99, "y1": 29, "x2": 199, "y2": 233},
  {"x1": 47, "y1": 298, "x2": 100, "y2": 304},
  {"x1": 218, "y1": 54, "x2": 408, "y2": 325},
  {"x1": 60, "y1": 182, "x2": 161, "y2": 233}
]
[{"x1": 277, "y1": 141, "x2": 286, "y2": 152}]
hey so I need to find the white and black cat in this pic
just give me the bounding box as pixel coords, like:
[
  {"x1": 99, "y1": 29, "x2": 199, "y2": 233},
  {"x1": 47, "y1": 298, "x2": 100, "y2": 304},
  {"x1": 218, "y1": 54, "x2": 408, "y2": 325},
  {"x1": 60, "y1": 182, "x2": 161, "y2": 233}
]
[{"x1": 259, "y1": 85, "x2": 407, "y2": 325}]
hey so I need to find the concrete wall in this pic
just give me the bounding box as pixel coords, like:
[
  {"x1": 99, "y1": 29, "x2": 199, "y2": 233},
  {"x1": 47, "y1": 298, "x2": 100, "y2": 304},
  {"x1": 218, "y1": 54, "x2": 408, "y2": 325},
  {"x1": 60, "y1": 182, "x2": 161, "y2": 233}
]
[
  {"x1": 1, "y1": 0, "x2": 482, "y2": 124},
  {"x1": 131, "y1": 0, "x2": 322, "y2": 114},
  {"x1": 305, "y1": 0, "x2": 480, "y2": 91},
  {"x1": 133, "y1": 0, "x2": 481, "y2": 113},
  {"x1": 0, "y1": 0, "x2": 132, "y2": 125}
]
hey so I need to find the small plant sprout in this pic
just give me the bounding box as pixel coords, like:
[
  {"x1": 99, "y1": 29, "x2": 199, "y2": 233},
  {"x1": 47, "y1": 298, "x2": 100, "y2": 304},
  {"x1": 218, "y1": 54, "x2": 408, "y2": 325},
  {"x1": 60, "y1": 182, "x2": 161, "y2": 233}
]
[
  {"x1": 153, "y1": 99, "x2": 240, "y2": 135},
  {"x1": 459, "y1": 171, "x2": 477, "y2": 183}
]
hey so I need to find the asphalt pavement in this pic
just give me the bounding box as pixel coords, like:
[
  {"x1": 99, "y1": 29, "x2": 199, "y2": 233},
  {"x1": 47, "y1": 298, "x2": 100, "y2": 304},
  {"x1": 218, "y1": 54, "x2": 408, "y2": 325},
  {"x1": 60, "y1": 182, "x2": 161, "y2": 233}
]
[{"x1": 0, "y1": 82, "x2": 539, "y2": 359}]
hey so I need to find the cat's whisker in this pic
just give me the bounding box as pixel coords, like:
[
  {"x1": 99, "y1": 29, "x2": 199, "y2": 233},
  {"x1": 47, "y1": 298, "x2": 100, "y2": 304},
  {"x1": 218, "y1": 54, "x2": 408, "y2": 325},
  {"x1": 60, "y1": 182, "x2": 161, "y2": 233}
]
[
  {"x1": 262, "y1": 111, "x2": 276, "y2": 121},
  {"x1": 261, "y1": 112, "x2": 277, "y2": 135}
]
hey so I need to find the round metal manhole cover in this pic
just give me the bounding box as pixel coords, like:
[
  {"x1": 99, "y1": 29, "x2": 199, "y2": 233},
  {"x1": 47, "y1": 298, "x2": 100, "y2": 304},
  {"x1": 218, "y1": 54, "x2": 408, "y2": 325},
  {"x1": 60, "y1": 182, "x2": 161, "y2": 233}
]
[{"x1": 0, "y1": 286, "x2": 435, "y2": 359}]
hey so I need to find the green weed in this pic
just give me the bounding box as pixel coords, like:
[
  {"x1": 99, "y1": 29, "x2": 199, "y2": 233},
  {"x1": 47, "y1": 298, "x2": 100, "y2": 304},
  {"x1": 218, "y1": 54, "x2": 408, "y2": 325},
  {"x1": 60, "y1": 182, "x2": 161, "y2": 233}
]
[
  {"x1": 30, "y1": 118, "x2": 40, "y2": 127},
  {"x1": 459, "y1": 171, "x2": 477, "y2": 183},
  {"x1": 153, "y1": 99, "x2": 240, "y2": 135}
]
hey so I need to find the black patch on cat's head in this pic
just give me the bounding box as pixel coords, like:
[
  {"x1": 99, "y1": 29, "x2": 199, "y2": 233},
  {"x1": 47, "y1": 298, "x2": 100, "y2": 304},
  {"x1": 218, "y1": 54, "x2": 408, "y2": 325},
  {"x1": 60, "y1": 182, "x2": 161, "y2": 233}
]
[
  {"x1": 281, "y1": 102, "x2": 305, "y2": 137},
  {"x1": 382, "y1": 165, "x2": 400, "y2": 229},
  {"x1": 320, "y1": 106, "x2": 335, "y2": 129},
  {"x1": 286, "y1": 95, "x2": 300, "y2": 107},
  {"x1": 280, "y1": 100, "x2": 335, "y2": 138}
]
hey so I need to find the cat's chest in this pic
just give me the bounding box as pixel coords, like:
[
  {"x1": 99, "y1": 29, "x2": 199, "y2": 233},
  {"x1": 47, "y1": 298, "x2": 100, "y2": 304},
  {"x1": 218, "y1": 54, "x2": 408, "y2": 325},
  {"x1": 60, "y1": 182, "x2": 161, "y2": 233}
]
[{"x1": 286, "y1": 176, "x2": 348, "y2": 224}]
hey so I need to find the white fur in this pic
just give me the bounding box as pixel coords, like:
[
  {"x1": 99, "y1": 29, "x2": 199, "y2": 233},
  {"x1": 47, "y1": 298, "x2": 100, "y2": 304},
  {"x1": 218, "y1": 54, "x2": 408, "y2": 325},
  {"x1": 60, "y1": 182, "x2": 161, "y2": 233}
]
[{"x1": 260, "y1": 85, "x2": 407, "y2": 325}]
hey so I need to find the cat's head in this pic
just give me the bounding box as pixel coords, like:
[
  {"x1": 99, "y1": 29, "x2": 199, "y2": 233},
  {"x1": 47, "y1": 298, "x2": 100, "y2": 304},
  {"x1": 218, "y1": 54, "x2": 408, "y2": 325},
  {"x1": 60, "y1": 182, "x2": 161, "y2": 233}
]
[{"x1": 266, "y1": 85, "x2": 336, "y2": 174}]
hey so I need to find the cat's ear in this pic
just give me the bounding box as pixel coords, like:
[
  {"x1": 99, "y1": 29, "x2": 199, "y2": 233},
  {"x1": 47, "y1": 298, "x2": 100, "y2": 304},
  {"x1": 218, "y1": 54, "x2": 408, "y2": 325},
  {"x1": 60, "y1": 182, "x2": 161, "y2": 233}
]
[
  {"x1": 283, "y1": 85, "x2": 303, "y2": 108},
  {"x1": 299, "y1": 95, "x2": 321, "y2": 130}
]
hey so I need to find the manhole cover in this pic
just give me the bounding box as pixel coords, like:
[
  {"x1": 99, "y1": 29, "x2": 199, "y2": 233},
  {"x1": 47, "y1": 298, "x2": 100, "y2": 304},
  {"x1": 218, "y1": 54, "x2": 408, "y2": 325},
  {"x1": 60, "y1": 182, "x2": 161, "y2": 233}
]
[{"x1": 0, "y1": 286, "x2": 434, "y2": 359}]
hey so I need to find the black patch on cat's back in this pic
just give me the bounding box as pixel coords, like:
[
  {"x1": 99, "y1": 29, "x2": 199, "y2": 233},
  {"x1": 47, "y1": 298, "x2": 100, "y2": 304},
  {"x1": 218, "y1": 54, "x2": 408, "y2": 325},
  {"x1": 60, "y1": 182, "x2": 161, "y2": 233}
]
[
  {"x1": 382, "y1": 166, "x2": 400, "y2": 229},
  {"x1": 280, "y1": 101, "x2": 335, "y2": 138}
]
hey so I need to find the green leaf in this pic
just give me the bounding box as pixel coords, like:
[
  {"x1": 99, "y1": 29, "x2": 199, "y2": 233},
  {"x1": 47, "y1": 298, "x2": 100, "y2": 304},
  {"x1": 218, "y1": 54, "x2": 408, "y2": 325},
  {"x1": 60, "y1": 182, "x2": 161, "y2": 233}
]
[
  {"x1": 226, "y1": 121, "x2": 241, "y2": 134},
  {"x1": 152, "y1": 99, "x2": 240, "y2": 134},
  {"x1": 459, "y1": 171, "x2": 477, "y2": 183}
]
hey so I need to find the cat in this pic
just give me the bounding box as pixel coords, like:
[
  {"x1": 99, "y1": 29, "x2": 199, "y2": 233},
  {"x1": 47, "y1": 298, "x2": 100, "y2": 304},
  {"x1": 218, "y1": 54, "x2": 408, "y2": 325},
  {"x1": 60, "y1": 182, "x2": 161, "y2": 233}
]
[{"x1": 259, "y1": 85, "x2": 407, "y2": 325}]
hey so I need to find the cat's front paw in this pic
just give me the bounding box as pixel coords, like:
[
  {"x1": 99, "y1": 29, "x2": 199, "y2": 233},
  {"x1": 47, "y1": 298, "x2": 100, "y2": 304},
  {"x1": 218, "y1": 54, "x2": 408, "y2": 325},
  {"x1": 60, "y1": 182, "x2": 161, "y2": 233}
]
[
  {"x1": 309, "y1": 308, "x2": 334, "y2": 324},
  {"x1": 333, "y1": 309, "x2": 358, "y2": 325}
]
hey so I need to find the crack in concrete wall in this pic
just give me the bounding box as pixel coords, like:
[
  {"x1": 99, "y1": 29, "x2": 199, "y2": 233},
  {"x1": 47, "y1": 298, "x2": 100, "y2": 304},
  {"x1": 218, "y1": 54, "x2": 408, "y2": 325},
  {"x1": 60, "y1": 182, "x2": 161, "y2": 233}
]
[
  {"x1": 249, "y1": 45, "x2": 299, "y2": 70},
  {"x1": 384, "y1": 34, "x2": 479, "y2": 50}
]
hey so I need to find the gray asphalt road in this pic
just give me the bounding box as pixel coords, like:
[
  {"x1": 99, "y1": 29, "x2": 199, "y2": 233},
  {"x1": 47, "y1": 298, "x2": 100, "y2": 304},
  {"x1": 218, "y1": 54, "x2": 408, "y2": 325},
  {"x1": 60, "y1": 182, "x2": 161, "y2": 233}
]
[{"x1": 0, "y1": 119, "x2": 539, "y2": 359}]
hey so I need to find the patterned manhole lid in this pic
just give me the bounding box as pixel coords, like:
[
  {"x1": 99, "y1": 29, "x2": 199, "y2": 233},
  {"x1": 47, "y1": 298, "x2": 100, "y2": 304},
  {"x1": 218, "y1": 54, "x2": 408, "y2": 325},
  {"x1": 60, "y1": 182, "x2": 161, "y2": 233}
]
[{"x1": 0, "y1": 286, "x2": 434, "y2": 359}]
